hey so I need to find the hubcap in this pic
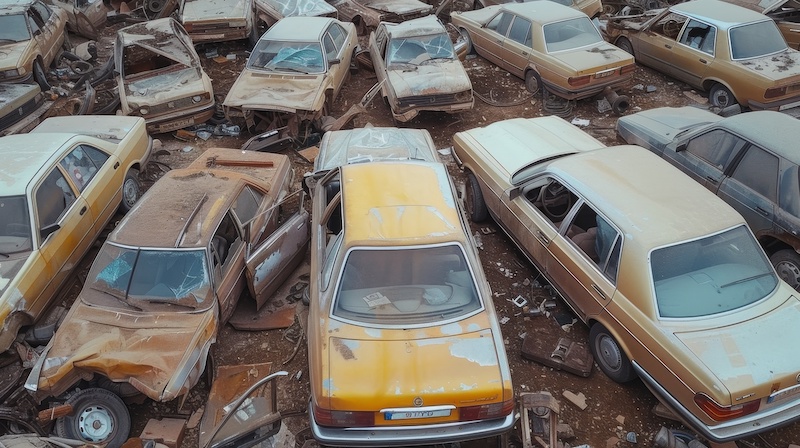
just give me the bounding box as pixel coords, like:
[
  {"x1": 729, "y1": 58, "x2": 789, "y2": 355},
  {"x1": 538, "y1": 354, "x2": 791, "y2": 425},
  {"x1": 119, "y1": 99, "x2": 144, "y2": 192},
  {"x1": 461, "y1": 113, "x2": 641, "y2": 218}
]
[
  {"x1": 77, "y1": 405, "x2": 114, "y2": 441},
  {"x1": 775, "y1": 260, "x2": 800, "y2": 289},
  {"x1": 123, "y1": 179, "x2": 138, "y2": 207},
  {"x1": 597, "y1": 335, "x2": 622, "y2": 371}
]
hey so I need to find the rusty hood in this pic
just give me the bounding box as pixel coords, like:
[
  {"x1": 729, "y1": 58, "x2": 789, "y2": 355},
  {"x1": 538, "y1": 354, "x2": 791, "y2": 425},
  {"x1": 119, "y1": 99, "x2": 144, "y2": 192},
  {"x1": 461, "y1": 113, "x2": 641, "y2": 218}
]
[
  {"x1": 33, "y1": 298, "x2": 217, "y2": 402},
  {"x1": 358, "y1": 0, "x2": 431, "y2": 15},
  {"x1": 0, "y1": 40, "x2": 30, "y2": 72},
  {"x1": 552, "y1": 44, "x2": 634, "y2": 73},
  {"x1": 387, "y1": 60, "x2": 472, "y2": 98},
  {"x1": 224, "y1": 69, "x2": 325, "y2": 113},
  {"x1": 738, "y1": 50, "x2": 800, "y2": 81}
]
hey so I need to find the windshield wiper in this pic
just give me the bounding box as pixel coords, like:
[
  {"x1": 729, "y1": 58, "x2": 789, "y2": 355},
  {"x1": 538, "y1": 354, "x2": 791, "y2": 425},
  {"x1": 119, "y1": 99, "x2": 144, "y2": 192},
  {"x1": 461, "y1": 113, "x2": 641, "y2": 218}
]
[
  {"x1": 719, "y1": 272, "x2": 774, "y2": 289},
  {"x1": 90, "y1": 286, "x2": 143, "y2": 311},
  {"x1": 274, "y1": 65, "x2": 309, "y2": 74}
]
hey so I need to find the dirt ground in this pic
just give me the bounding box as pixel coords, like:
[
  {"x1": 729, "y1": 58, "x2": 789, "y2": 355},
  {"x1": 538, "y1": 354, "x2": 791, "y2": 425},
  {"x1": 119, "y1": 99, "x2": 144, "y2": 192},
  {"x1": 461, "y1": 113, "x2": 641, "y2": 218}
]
[{"x1": 40, "y1": 6, "x2": 800, "y2": 448}]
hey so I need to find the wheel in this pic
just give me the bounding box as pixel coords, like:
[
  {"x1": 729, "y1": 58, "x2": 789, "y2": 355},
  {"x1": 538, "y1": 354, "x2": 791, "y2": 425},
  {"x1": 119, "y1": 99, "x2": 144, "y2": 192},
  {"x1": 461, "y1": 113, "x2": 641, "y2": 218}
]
[
  {"x1": 55, "y1": 388, "x2": 131, "y2": 446},
  {"x1": 33, "y1": 58, "x2": 50, "y2": 92},
  {"x1": 537, "y1": 181, "x2": 572, "y2": 221},
  {"x1": 120, "y1": 169, "x2": 141, "y2": 213},
  {"x1": 458, "y1": 28, "x2": 474, "y2": 55},
  {"x1": 709, "y1": 83, "x2": 736, "y2": 108},
  {"x1": 465, "y1": 172, "x2": 489, "y2": 223},
  {"x1": 589, "y1": 324, "x2": 636, "y2": 383},
  {"x1": 616, "y1": 37, "x2": 634, "y2": 57},
  {"x1": 525, "y1": 70, "x2": 541, "y2": 94},
  {"x1": 771, "y1": 249, "x2": 800, "y2": 290}
]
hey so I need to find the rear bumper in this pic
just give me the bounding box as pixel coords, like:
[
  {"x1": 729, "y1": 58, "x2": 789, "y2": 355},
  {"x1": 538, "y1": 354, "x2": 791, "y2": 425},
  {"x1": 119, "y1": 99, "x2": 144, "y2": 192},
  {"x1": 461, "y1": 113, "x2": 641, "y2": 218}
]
[{"x1": 543, "y1": 74, "x2": 632, "y2": 101}]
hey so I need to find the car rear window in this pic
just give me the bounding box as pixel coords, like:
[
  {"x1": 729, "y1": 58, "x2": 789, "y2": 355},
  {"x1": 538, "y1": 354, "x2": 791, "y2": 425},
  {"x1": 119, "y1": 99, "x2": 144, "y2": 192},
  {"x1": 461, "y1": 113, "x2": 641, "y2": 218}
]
[
  {"x1": 729, "y1": 20, "x2": 786, "y2": 59},
  {"x1": 651, "y1": 225, "x2": 777, "y2": 318},
  {"x1": 543, "y1": 17, "x2": 603, "y2": 52},
  {"x1": 332, "y1": 244, "x2": 482, "y2": 325}
]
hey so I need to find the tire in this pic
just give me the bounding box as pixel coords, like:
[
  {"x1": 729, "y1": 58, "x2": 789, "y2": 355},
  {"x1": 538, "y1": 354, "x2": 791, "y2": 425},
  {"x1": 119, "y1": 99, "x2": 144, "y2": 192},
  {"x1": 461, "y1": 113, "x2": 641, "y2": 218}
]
[
  {"x1": 771, "y1": 249, "x2": 800, "y2": 291},
  {"x1": 120, "y1": 169, "x2": 141, "y2": 213},
  {"x1": 525, "y1": 70, "x2": 541, "y2": 94},
  {"x1": 55, "y1": 388, "x2": 131, "y2": 446},
  {"x1": 465, "y1": 172, "x2": 489, "y2": 223},
  {"x1": 33, "y1": 58, "x2": 50, "y2": 92},
  {"x1": 616, "y1": 37, "x2": 634, "y2": 57},
  {"x1": 589, "y1": 324, "x2": 636, "y2": 383},
  {"x1": 709, "y1": 83, "x2": 736, "y2": 108},
  {"x1": 459, "y1": 28, "x2": 474, "y2": 55}
]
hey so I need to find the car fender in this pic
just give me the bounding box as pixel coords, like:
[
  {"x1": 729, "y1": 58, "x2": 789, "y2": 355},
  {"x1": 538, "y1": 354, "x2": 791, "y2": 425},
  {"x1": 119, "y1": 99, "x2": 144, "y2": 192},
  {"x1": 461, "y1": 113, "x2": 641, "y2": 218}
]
[{"x1": 701, "y1": 78, "x2": 742, "y2": 103}]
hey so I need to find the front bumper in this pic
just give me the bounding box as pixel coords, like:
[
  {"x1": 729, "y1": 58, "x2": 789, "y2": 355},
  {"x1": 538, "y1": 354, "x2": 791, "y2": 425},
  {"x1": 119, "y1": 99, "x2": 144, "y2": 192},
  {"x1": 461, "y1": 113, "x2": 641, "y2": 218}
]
[{"x1": 144, "y1": 102, "x2": 216, "y2": 134}]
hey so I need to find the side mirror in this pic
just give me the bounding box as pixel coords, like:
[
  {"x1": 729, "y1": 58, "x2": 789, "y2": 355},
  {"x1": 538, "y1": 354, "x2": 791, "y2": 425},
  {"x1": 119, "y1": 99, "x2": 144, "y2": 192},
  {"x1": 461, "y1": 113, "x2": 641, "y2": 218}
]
[
  {"x1": 40, "y1": 223, "x2": 60, "y2": 240},
  {"x1": 329, "y1": 58, "x2": 341, "y2": 65}
]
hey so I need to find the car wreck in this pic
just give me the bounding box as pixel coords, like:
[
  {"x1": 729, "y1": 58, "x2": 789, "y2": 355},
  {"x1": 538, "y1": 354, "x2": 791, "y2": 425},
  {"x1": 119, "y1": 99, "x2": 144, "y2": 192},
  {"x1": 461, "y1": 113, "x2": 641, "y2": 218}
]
[
  {"x1": 46, "y1": 0, "x2": 108, "y2": 39},
  {"x1": 327, "y1": 0, "x2": 432, "y2": 34},
  {"x1": 369, "y1": 15, "x2": 474, "y2": 122},
  {"x1": 254, "y1": 0, "x2": 337, "y2": 29},
  {"x1": 115, "y1": 17, "x2": 216, "y2": 134},
  {"x1": 178, "y1": 0, "x2": 257, "y2": 45},
  {"x1": 25, "y1": 147, "x2": 309, "y2": 446}
]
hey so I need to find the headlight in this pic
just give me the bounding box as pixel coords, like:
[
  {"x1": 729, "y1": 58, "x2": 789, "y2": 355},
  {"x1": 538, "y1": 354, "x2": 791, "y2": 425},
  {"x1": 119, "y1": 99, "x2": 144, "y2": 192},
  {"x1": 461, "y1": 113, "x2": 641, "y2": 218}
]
[
  {"x1": 139, "y1": 106, "x2": 149, "y2": 115},
  {"x1": 2, "y1": 68, "x2": 20, "y2": 78},
  {"x1": 192, "y1": 95, "x2": 203, "y2": 103}
]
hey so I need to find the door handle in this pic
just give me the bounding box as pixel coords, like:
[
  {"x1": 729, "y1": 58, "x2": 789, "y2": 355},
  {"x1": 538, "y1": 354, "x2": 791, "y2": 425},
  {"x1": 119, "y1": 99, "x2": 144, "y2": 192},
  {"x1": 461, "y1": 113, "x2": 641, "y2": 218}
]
[
  {"x1": 79, "y1": 206, "x2": 87, "y2": 216},
  {"x1": 494, "y1": 39, "x2": 501, "y2": 44},
  {"x1": 521, "y1": 51, "x2": 528, "y2": 56},
  {"x1": 113, "y1": 162, "x2": 120, "y2": 169},
  {"x1": 706, "y1": 176, "x2": 718, "y2": 184},
  {"x1": 699, "y1": 58, "x2": 707, "y2": 64},
  {"x1": 591, "y1": 284, "x2": 606, "y2": 300},
  {"x1": 535, "y1": 230, "x2": 549, "y2": 245},
  {"x1": 664, "y1": 44, "x2": 672, "y2": 49}
]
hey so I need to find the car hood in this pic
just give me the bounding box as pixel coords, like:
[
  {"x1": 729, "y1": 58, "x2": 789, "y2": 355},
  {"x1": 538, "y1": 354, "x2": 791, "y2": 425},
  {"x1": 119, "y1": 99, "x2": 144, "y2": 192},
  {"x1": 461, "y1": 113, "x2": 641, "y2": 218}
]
[
  {"x1": 33, "y1": 299, "x2": 217, "y2": 402},
  {"x1": 359, "y1": 0, "x2": 431, "y2": 14},
  {"x1": 224, "y1": 70, "x2": 324, "y2": 113},
  {"x1": 616, "y1": 106, "x2": 722, "y2": 149},
  {"x1": 387, "y1": 61, "x2": 472, "y2": 97},
  {"x1": 0, "y1": 41, "x2": 30, "y2": 71},
  {"x1": 324, "y1": 329, "x2": 504, "y2": 412},
  {"x1": 739, "y1": 50, "x2": 800, "y2": 81},
  {"x1": 0, "y1": 252, "x2": 30, "y2": 299},
  {"x1": 182, "y1": 0, "x2": 250, "y2": 21},
  {"x1": 673, "y1": 295, "x2": 800, "y2": 402},
  {"x1": 553, "y1": 44, "x2": 634, "y2": 72}
]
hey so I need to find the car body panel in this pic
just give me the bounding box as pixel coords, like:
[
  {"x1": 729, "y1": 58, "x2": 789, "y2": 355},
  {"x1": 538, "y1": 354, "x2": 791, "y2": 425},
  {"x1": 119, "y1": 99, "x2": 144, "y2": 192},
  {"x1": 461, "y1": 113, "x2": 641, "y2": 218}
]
[
  {"x1": 178, "y1": 0, "x2": 254, "y2": 43},
  {"x1": 254, "y1": 0, "x2": 337, "y2": 27},
  {"x1": 328, "y1": 0, "x2": 432, "y2": 28},
  {"x1": 45, "y1": 0, "x2": 107, "y2": 39},
  {"x1": 115, "y1": 18, "x2": 215, "y2": 134},
  {"x1": 0, "y1": 0, "x2": 67, "y2": 84},
  {"x1": 369, "y1": 15, "x2": 474, "y2": 122},
  {"x1": 0, "y1": 115, "x2": 151, "y2": 352}
]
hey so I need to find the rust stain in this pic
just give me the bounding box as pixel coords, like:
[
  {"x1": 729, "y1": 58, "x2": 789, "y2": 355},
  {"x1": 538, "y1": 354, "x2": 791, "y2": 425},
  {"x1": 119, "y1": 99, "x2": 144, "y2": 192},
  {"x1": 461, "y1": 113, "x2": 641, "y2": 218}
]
[{"x1": 332, "y1": 338, "x2": 356, "y2": 360}]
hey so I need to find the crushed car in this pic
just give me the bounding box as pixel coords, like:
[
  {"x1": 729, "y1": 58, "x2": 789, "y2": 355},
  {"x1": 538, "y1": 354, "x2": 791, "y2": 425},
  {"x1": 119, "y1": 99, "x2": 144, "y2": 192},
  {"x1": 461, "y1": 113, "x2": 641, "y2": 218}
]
[
  {"x1": 45, "y1": 0, "x2": 108, "y2": 39},
  {"x1": 0, "y1": 115, "x2": 152, "y2": 354},
  {"x1": 254, "y1": 0, "x2": 337, "y2": 29},
  {"x1": 452, "y1": 2, "x2": 635, "y2": 112},
  {"x1": 603, "y1": 0, "x2": 800, "y2": 109},
  {"x1": 115, "y1": 17, "x2": 215, "y2": 135},
  {"x1": 326, "y1": 0, "x2": 432, "y2": 34},
  {"x1": 177, "y1": 0, "x2": 258, "y2": 45},
  {"x1": 25, "y1": 147, "x2": 309, "y2": 446},
  {"x1": 308, "y1": 160, "x2": 514, "y2": 446},
  {"x1": 453, "y1": 116, "x2": 800, "y2": 443},
  {"x1": 0, "y1": 0, "x2": 67, "y2": 90},
  {"x1": 617, "y1": 106, "x2": 800, "y2": 291},
  {"x1": 369, "y1": 15, "x2": 474, "y2": 122},
  {"x1": 223, "y1": 16, "x2": 357, "y2": 137}
]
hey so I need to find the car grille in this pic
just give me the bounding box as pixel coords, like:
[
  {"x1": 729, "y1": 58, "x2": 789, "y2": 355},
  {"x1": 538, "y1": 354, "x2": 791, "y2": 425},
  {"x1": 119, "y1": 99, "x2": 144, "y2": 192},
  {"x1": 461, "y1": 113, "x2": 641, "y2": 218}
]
[
  {"x1": 143, "y1": 95, "x2": 210, "y2": 116},
  {"x1": 0, "y1": 92, "x2": 43, "y2": 132},
  {"x1": 396, "y1": 93, "x2": 467, "y2": 108}
]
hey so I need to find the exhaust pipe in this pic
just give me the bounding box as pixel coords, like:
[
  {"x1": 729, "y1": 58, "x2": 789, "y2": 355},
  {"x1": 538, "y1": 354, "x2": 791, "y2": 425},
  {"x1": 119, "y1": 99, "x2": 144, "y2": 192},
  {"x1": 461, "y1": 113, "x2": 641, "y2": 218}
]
[{"x1": 603, "y1": 86, "x2": 630, "y2": 115}]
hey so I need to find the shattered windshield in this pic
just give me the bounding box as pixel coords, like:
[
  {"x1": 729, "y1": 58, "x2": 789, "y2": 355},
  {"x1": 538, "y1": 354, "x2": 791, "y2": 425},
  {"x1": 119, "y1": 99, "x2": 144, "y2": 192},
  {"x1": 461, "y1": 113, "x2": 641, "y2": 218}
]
[
  {"x1": 543, "y1": 17, "x2": 603, "y2": 52},
  {"x1": 332, "y1": 244, "x2": 482, "y2": 325},
  {"x1": 0, "y1": 196, "x2": 32, "y2": 254},
  {"x1": 651, "y1": 225, "x2": 777, "y2": 318},
  {"x1": 729, "y1": 20, "x2": 786, "y2": 59},
  {"x1": 247, "y1": 40, "x2": 324, "y2": 73},
  {"x1": 84, "y1": 243, "x2": 212, "y2": 310},
  {"x1": 388, "y1": 33, "x2": 455, "y2": 66},
  {"x1": 0, "y1": 14, "x2": 30, "y2": 43}
]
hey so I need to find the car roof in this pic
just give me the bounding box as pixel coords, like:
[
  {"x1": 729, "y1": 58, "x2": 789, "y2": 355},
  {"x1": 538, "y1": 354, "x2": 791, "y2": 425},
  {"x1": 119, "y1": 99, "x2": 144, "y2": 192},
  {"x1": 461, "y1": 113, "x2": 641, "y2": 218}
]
[
  {"x1": 341, "y1": 161, "x2": 466, "y2": 248},
  {"x1": 671, "y1": 0, "x2": 770, "y2": 28},
  {"x1": 719, "y1": 111, "x2": 800, "y2": 160},
  {"x1": 383, "y1": 15, "x2": 444, "y2": 38},
  {"x1": 501, "y1": 1, "x2": 585, "y2": 23},
  {"x1": 0, "y1": 134, "x2": 72, "y2": 196},
  {"x1": 265, "y1": 16, "x2": 335, "y2": 40},
  {"x1": 548, "y1": 145, "x2": 745, "y2": 250}
]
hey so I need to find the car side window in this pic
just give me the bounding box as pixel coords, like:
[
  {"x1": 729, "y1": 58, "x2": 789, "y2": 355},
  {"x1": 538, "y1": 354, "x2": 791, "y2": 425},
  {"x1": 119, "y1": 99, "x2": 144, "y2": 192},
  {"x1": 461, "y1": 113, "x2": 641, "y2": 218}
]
[
  {"x1": 684, "y1": 129, "x2": 745, "y2": 171},
  {"x1": 323, "y1": 34, "x2": 337, "y2": 61},
  {"x1": 211, "y1": 212, "x2": 242, "y2": 278},
  {"x1": 320, "y1": 179, "x2": 343, "y2": 290},
  {"x1": 564, "y1": 203, "x2": 621, "y2": 282},
  {"x1": 487, "y1": 12, "x2": 512, "y2": 37},
  {"x1": 508, "y1": 16, "x2": 532, "y2": 46},
  {"x1": 232, "y1": 185, "x2": 264, "y2": 225},
  {"x1": 35, "y1": 169, "x2": 76, "y2": 230},
  {"x1": 521, "y1": 178, "x2": 578, "y2": 229},
  {"x1": 59, "y1": 145, "x2": 108, "y2": 192},
  {"x1": 779, "y1": 160, "x2": 800, "y2": 218},
  {"x1": 376, "y1": 27, "x2": 388, "y2": 58},
  {"x1": 328, "y1": 23, "x2": 346, "y2": 49},
  {"x1": 31, "y1": 1, "x2": 51, "y2": 23},
  {"x1": 680, "y1": 19, "x2": 715, "y2": 55},
  {"x1": 651, "y1": 12, "x2": 688, "y2": 41},
  {"x1": 27, "y1": 10, "x2": 42, "y2": 34},
  {"x1": 730, "y1": 146, "x2": 778, "y2": 202}
]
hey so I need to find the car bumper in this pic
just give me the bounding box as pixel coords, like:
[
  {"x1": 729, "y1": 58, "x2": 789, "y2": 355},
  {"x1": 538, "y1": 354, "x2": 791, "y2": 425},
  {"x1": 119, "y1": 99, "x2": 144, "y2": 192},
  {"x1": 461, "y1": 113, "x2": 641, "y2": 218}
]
[
  {"x1": 634, "y1": 362, "x2": 800, "y2": 443},
  {"x1": 748, "y1": 95, "x2": 800, "y2": 112},
  {"x1": 391, "y1": 98, "x2": 474, "y2": 122},
  {"x1": 145, "y1": 103, "x2": 216, "y2": 134},
  {"x1": 309, "y1": 402, "x2": 516, "y2": 447},
  {"x1": 544, "y1": 74, "x2": 632, "y2": 101}
]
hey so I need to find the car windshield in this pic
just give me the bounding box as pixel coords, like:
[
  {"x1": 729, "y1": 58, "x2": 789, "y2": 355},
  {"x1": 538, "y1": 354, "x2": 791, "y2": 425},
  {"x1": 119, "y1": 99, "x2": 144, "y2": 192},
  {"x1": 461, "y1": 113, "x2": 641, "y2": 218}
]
[
  {"x1": 0, "y1": 196, "x2": 32, "y2": 254},
  {"x1": 247, "y1": 40, "x2": 324, "y2": 73},
  {"x1": 332, "y1": 244, "x2": 482, "y2": 325},
  {"x1": 84, "y1": 243, "x2": 212, "y2": 310},
  {"x1": 729, "y1": 20, "x2": 786, "y2": 59},
  {"x1": 543, "y1": 17, "x2": 603, "y2": 52},
  {"x1": 0, "y1": 14, "x2": 30, "y2": 43},
  {"x1": 651, "y1": 225, "x2": 777, "y2": 318},
  {"x1": 387, "y1": 33, "x2": 455, "y2": 66}
]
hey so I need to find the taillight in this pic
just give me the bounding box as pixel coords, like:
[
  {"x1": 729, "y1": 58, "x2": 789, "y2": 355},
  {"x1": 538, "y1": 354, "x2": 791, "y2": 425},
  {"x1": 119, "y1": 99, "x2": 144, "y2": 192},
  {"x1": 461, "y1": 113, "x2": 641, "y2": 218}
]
[
  {"x1": 460, "y1": 399, "x2": 515, "y2": 421},
  {"x1": 620, "y1": 64, "x2": 636, "y2": 75},
  {"x1": 568, "y1": 75, "x2": 591, "y2": 86},
  {"x1": 694, "y1": 393, "x2": 760, "y2": 422},
  {"x1": 313, "y1": 403, "x2": 375, "y2": 427},
  {"x1": 765, "y1": 86, "x2": 788, "y2": 99}
]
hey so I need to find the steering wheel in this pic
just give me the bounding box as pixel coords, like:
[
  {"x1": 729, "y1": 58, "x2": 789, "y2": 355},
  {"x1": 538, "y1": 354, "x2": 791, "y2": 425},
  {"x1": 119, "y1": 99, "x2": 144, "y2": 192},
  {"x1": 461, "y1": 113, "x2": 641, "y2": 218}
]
[
  {"x1": 663, "y1": 19, "x2": 681, "y2": 38},
  {"x1": 538, "y1": 181, "x2": 573, "y2": 221}
]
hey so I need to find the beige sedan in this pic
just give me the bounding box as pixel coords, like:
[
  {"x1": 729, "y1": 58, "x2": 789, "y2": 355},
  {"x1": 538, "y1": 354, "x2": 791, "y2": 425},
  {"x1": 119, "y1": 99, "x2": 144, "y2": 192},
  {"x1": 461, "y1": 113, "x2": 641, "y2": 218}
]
[{"x1": 452, "y1": 116, "x2": 800, "y2": 443}]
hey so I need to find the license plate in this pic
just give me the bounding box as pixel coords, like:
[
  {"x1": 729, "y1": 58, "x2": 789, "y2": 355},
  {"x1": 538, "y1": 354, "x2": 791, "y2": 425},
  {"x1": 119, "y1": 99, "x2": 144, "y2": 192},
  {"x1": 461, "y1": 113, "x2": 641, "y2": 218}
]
[
  {"x1": 768, "y1": 383, "x2": 800, "y2": 403},
  {"x1": 595, "y1": 69, "x2": 615, "y2": 79},
  {"x1": 158, "y1": 117, "x2": 195, "y2": 133},
  {"x1": 384, "y1": 409, "x2": 451, "y2": 420}
]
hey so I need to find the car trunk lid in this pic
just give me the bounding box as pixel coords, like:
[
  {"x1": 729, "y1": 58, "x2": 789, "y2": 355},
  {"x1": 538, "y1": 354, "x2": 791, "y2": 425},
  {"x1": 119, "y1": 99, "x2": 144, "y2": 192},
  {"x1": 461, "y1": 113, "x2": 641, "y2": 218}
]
[
  {"x1": 554, "y1": 44, "x2": 633, "y2": 73},
  {"x1": 737, "y1": 50, "x2": 800, "y2": 82}
]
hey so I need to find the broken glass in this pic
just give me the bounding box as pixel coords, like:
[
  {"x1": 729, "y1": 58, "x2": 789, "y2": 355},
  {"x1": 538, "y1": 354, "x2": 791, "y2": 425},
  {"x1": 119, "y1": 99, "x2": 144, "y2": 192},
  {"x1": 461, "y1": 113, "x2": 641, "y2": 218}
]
[
  {"x1": 248, "y1": 41, "x2": 324, "y2": 73},
  {"x1": 388, "y1": 33, "x2": 455, "y2": 66}
]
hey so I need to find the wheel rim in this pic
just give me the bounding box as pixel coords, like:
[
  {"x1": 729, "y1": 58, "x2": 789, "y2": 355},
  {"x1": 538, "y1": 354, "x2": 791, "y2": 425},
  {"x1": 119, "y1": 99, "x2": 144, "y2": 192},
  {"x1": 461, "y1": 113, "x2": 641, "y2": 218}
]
[
  {"x1": 77, "y1": 405, "x2": 115, "y2": 442},
  {"x1": 123, "y1": 177, "x2": 139, "y2": 208},
  {"x1": 711, "y1": 88, "x2": 731, "y2": 108},
  {"x1": 775, "y1": 259, "x2": 800, "y2": 289},
  {"x1": 596, "y1": 334, "x2": 622, "y2": 372}
]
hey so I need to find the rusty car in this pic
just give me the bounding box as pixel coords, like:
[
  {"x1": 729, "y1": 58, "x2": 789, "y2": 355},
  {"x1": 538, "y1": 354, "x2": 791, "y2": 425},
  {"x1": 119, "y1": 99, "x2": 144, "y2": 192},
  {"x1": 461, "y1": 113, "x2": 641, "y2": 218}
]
[
  {"x1": 0, "y1": 115, "x2": 152, "y2": 354},
  {"x1": 723, "y1": 0, "x2": 800, "y2": 49},
  {"x1": 45, "y1": 0, "x2": 108, "y2": 39},
  {"x1": 603, "y1": 0, "x2": 800, "y2": 109},
  {"x1": 451, "y1": 2, "x2": 635, "y2": 112},
  {"x1": 223, "y1": 16, "x2": 357, "y2": 137},
  {"x1": 177, "y1": 0, "x2": 257, "y2": 45},
  {"x1": 369, "y1": 15, "x2": 474, "y2": 122},
  {"x1": 452, "y1": 116, "x2": 800, "y2": 443},
  {"x1": 0, "y1": 0, "x2": 67, "y2": 90},
  {"x1": 472, "y1": 0, "x2": 603, "y2": 19},
  {"x1": 326, "y1": 0, "x2": 432, "y2": 35},
  {"x1": 25, "y1": 147, "x2": 309, "y2": 446},
  {"x1": 253, "y1": 0, "x2": 337, "y2": 29},
  {"x1": 115, "y1": 17, "x2": 216, "y2": 135},
  {"x1": 307, "y1": 160, "x2": 514, "y2": 446},
  {"x1": 617, "y1": 106, "x2": 800, "y2": 291}
]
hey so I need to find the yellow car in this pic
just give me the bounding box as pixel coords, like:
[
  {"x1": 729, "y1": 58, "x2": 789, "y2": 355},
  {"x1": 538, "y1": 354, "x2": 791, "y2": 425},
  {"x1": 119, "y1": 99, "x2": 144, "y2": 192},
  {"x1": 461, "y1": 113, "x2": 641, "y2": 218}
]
[
  {"x1": 308, "y1": 161, "x2": 514, "y2": 446},
  {"x1": 0, "y1": 115, "x2": 152, "y2": 353}
]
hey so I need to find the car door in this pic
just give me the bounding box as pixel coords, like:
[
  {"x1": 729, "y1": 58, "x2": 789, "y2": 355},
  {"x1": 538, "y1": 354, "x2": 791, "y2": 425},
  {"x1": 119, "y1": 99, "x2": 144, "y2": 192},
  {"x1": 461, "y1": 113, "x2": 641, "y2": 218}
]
[
  {"x1": 59, "y1": 144, "x2": 120, "y2": 235},
  {"x1": 717, "y1": 145, "x2": 778, "y2": 237},
  {"x1": 370, "y1": 25, "x2": 393, "y2": 104},
  {"x1": 665, "y1": 128, "x2": 746, "y2": 191},
  {"x1": 211, "y1": 210, "x2": 247, "y2": 324},
  {"x1": 670, "y1": 19, "x2": 717, "y2": 88},
  {"x1": 635, "y1": 11, "x2": 689, "y2": 78},
  {"x1": 474, "y1": 11, "x2": 512, "y2": 68},
  {"x1": 499, "y1": 15, "x2": 532, "y2": 77},
  {"x1": 323, "y1": 22, "x2": 352, "y2": 99},
  {"x1": 29, "y1": 1, "x2": 58, "y2": 65}
]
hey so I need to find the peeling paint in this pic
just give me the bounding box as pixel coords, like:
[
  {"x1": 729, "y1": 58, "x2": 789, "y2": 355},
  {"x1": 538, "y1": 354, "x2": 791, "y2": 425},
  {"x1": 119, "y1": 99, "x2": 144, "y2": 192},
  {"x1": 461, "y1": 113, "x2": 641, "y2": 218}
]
[
  {"x1": 332, "y1": 338, "x2": 357, "y2": 360},
  {"x1": 253, "y1": 249, "x2": 282, "y2": 282},
  {"x1": 467, "y1": 323, "x2": 481, "y2": 332},
  {"x1": 449, "y1": 337, "x2": 498, "y2": 366},
  {"x1": 323, "y1": 377, "x2": 336, "y2": 393},
  {"x1": 440, "y1": 323, "x2": 463, "y2": 335},
  {"x1": 364, "y1": 328, "x2": 382, "y2": 338},
  {"x1": 460, "y1": 382, "x2": 477, "y2": 391}
]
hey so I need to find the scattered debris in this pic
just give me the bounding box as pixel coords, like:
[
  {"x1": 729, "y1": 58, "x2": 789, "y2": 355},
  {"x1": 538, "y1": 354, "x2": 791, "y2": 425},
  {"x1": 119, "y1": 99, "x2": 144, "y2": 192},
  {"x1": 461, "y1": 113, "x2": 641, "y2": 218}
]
[
  {"x1": 500, "y1": 316, "x2": 511, "y2": 324},
  {"x1": 562, "y1": 390, "x2": 587, "y2": 410},
  {"x1": 522, "y1": 336, "x2": 594, "y2": 377},
  {"x1": 626, "y1": 431, "x2": 637, "y2": 443},
  {"x1": 683, "y1": 91, "x2": 708, "y2": 104},
  {"x1": 615, "y1": 415, "x2": 625, "y2": 425},
  {"x1": 519, "y1": 392, "x2": 560, "y2": 448},
  {"x1": 571, "y1": 118, "x2": 590, "y2": 127}
]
